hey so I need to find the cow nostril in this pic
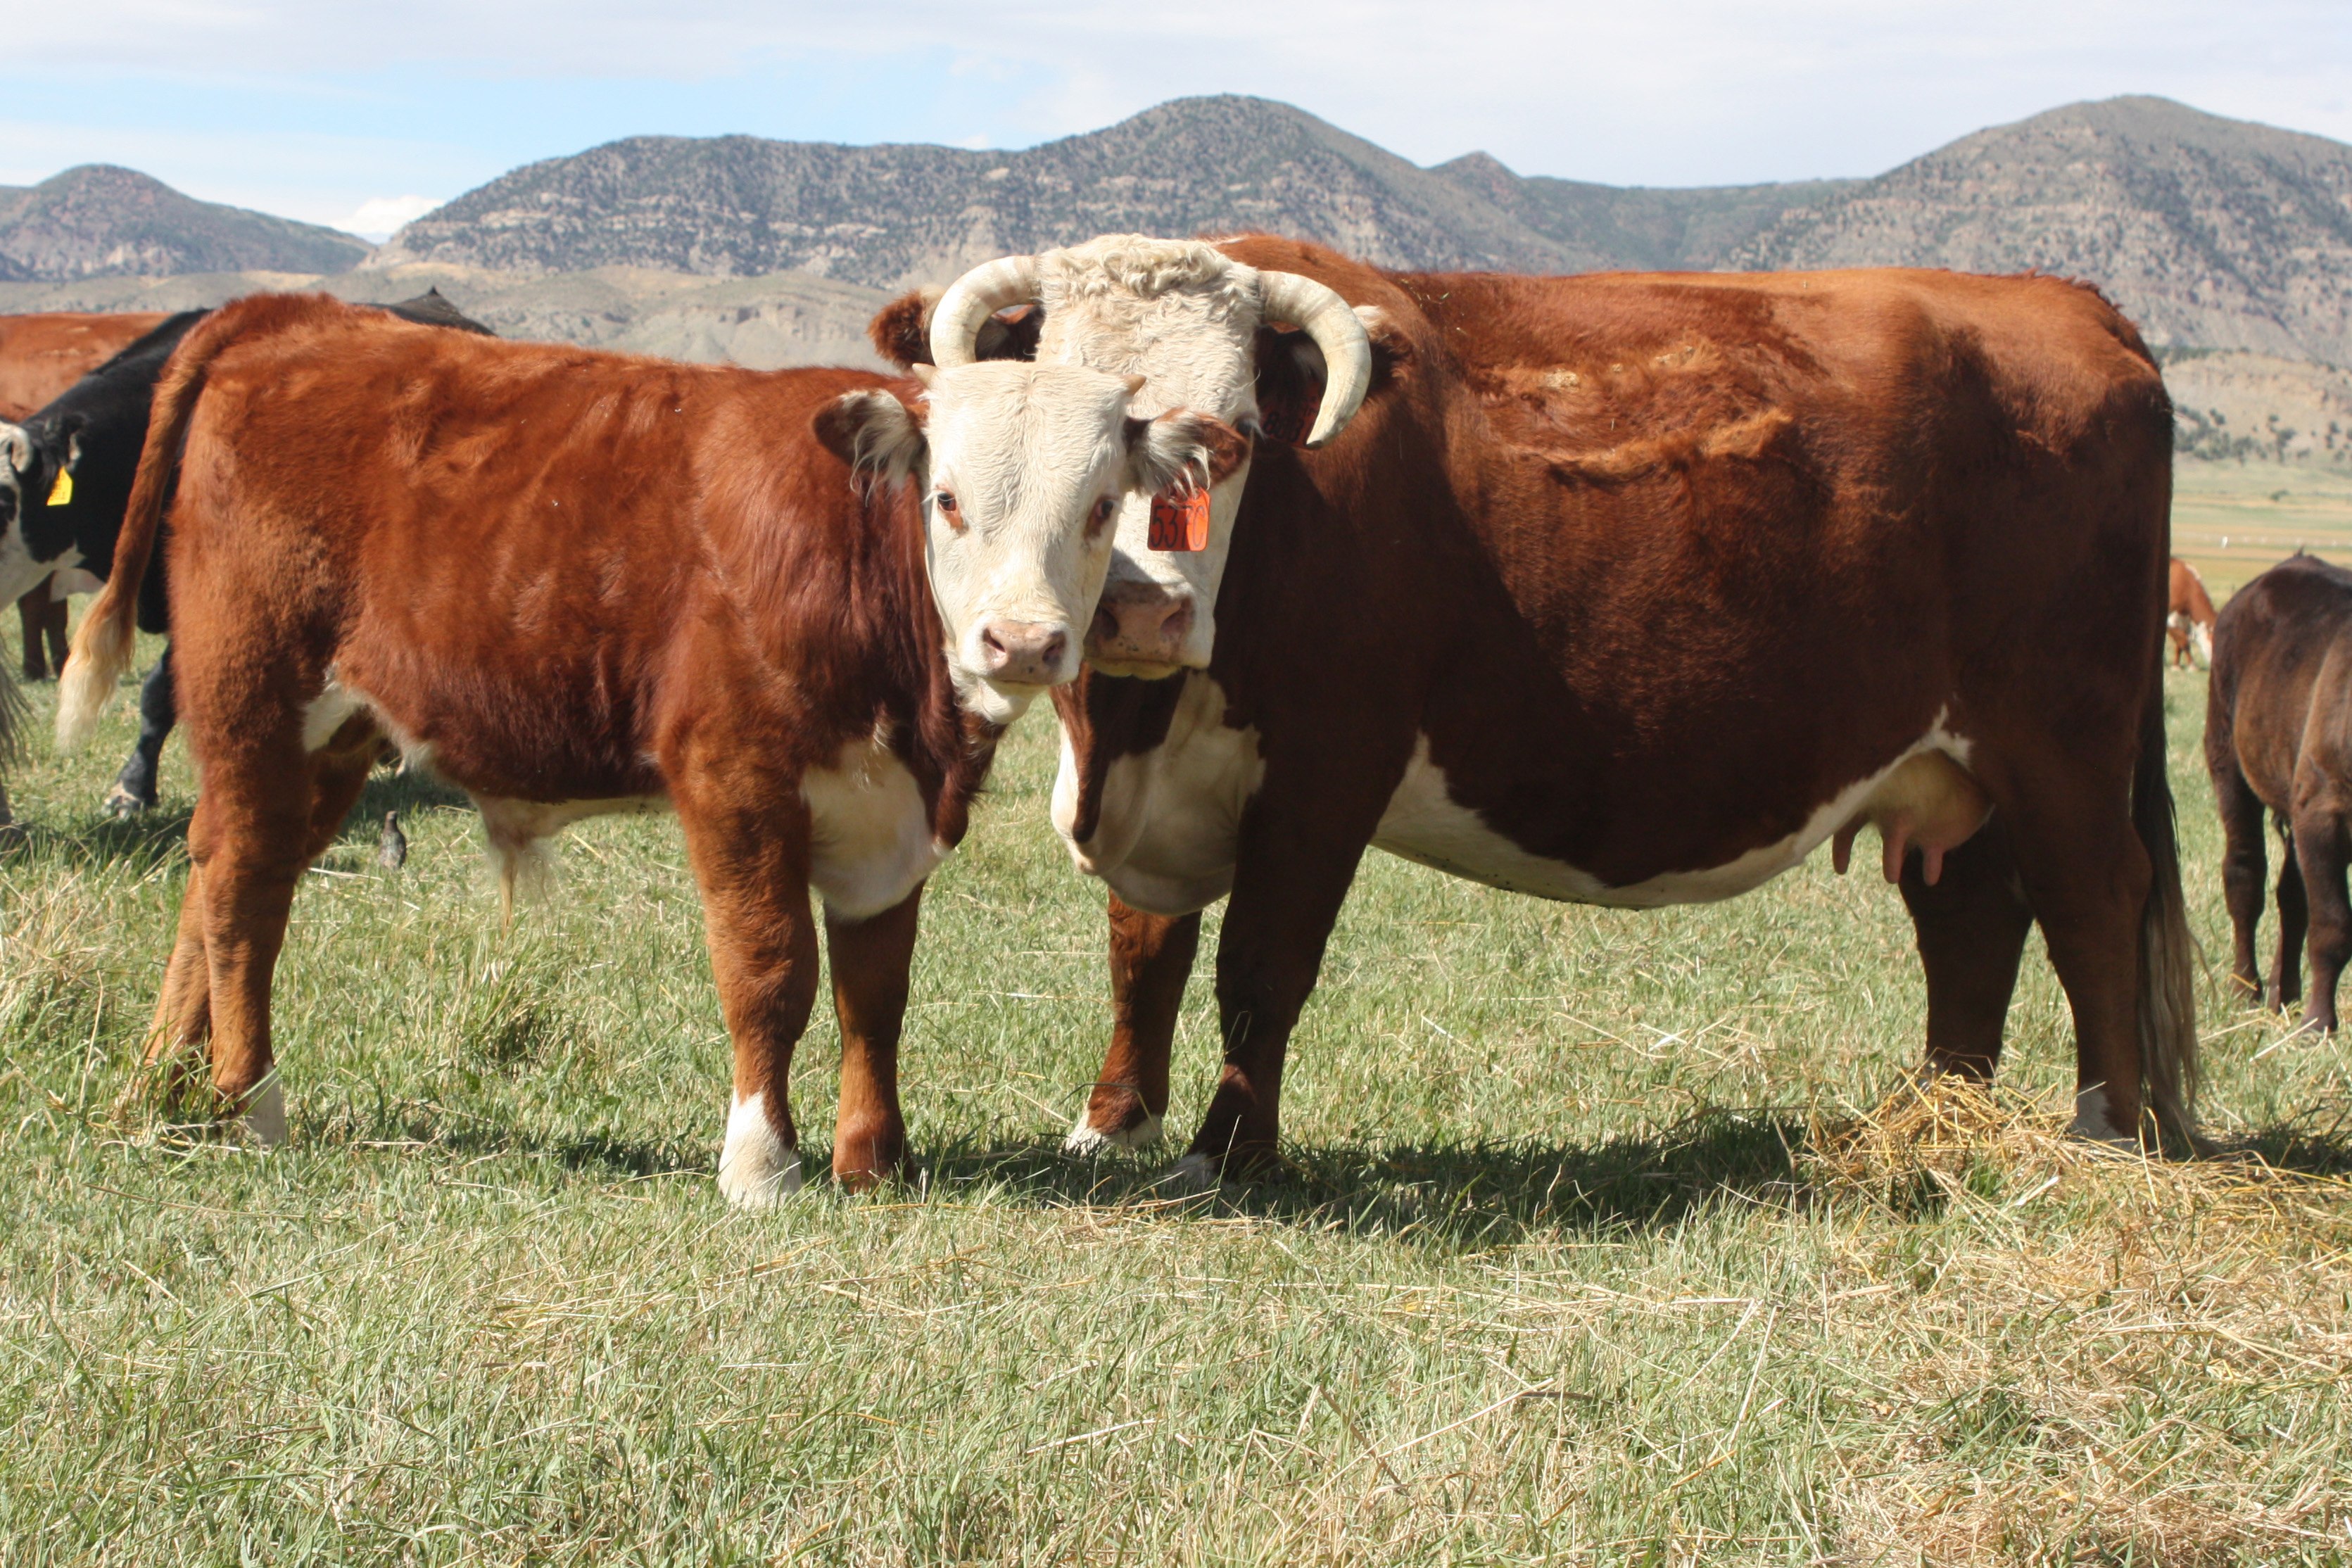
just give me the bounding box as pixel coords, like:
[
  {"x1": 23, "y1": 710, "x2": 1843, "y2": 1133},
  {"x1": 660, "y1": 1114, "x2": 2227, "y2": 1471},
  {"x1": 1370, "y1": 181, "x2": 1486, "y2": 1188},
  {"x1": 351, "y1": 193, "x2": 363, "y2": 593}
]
[
  {"x1": 980, "y1": 626, "x2": 1008, "y2": 658},
  {"x1": 1040, "y1": 631, "x2": 1068, "y2": 669}
]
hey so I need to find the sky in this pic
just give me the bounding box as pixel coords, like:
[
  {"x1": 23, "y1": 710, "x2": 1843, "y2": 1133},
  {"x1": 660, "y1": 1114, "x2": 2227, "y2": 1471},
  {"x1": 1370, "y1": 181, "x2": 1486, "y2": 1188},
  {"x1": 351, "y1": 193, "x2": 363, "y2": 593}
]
[{"x1": 4, "y1": 1, "x2": 2348, "y2": 239}]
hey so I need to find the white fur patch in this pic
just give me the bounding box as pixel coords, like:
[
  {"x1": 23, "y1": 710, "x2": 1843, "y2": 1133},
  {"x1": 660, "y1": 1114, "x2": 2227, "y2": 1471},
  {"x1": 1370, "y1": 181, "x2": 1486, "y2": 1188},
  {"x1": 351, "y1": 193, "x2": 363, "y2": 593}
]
[
  {"x1": 1063, "y1": 1107, "x2": 1165, "y2": 1155},
  {"x1": 719, "y1": 1089, "x2": 803, "y2": 1207},
  {"x1": 1157, "y1": 1151, "x2": 1221, "y2": 1193},
  {"x1": 474, "y1": 793, "x2": 666, "y2": 906},
  {"x1": 1370, "y1": 716, "x2": 1978, "y2": 908},
  {"x1": 1053, "y1": 673, "x2": 1263, "y2": 916},
  {"x1": 2069, "y1": 1088, "x2": 2131, "y2": 1146},
  {"x1": 804, "y1": 735, "x2": 951, "y2": 921}
]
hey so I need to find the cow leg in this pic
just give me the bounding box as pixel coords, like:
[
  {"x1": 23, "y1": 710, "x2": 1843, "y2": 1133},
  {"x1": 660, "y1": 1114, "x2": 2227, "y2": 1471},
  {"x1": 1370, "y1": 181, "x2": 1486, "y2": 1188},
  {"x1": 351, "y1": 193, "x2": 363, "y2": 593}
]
[
  {"x1": 2212, "y1": 756, "x2": 2270, "y2": 1006},
  {"x1": 1068, "y1": 895, "x2": 1199, "y2": 1153},
  {"x1": 2005, "y1": 776, "x2": 2151, "y2": 1143},
  {"x1": 824, "y1": 885, "x2": 923, "y2": 1189},
  {"x1": 185, "y1": 731, "x2": 377, "y2": 1143},
  {"x1": 16, "y1": 588, "x2": 49, "y2": 681},
  {"x1": 37, "y1": 593, "x2": 68, "y2": 677},
  {"x1": 132, "y1": 855, "x2": 216, "y2": 1115},
  {"x1": 1177, "y1": 799, "x2": 1384, "y2": 1184},
  {"x1": 1899, "y1": 822, "x2": 2035, "y2": 1081},
  {"x1": 674, "y1": 784, "x2": 819, "y2": 1207},
  {"x1": 2270, "y1": 818, "x2": 2307, "y2": 1014},
  {"x1": 106, "y1": 647, "x2": 177, "y2": 816},
  {"x1": 2290, "y1": 809, "x2": 2351, "y2": 1033}
]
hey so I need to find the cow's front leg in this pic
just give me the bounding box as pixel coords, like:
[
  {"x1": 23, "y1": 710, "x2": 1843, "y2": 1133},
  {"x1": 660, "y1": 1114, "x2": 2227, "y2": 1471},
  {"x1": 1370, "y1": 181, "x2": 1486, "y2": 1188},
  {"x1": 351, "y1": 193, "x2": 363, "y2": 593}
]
[
  {"x1": 1067, "y1": 894, "x2": 1199, "y2": 1153},
  {"x1": 825, "y1": 885, "x2": 923, "y2": 1189},
  {"x1": 676, "y1": 783, "x2": 820, "y2": 1208}
]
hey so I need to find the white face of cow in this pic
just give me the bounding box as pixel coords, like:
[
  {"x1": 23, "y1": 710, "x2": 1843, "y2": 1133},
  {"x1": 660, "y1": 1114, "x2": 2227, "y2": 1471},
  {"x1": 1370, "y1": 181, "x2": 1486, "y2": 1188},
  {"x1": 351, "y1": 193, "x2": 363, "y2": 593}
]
[
  {"x1": 821, "y1": 360, "x2": 1236, "y2": 726},
  {"x1": 0, "y1": 423, "x2": 42, "y2": 608},
  {"x1": 929, "y1": 237, "x2": 1377, "y2": 679}
]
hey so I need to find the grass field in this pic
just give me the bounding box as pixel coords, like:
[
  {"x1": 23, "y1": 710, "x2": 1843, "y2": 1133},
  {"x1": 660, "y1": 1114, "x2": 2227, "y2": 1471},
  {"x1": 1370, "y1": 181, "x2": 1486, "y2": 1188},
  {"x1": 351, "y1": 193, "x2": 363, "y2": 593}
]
[
  {"x1": 2172, "y1": 460, "x2": 2352, "y2": 599},
  {"x1": 4, "y1": 609, "x2": 2351, "y2": 1563}
]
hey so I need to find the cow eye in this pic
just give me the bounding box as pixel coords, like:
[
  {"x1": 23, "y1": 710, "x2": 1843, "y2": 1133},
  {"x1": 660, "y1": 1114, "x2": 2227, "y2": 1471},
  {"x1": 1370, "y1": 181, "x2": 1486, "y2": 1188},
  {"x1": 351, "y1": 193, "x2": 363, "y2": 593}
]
[
  {"x1": 932, "y1": 490, "x2": 963, "y2": 529},
  {"x1": 1088, "y1": 495, "x2": 1118, "y2": 535}
]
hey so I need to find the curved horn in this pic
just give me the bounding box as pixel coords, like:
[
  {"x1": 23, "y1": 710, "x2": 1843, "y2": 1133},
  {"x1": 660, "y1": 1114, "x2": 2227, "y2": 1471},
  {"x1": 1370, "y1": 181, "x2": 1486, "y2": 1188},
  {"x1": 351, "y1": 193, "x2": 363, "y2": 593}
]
[
  {"x1": 929, "y1": 255, "x2": 1043, "y2": 368},
  {"x1": 1256, "y1": 270, "x2": 1373, "y2": 448}
]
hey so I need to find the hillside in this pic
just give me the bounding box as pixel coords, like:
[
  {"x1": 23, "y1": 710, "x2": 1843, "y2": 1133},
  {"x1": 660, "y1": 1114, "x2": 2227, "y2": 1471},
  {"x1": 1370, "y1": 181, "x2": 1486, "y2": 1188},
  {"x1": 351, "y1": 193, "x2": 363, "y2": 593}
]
[
  {"x1": 0, "y1": 165, "x2": 368, "y2": 282},
  {"x1": 372, "y1": 96, "x2": 1832, "y2": 284},
  {"x1": 1735, "y1": 96, "x2": 2352, "y2": 363}
]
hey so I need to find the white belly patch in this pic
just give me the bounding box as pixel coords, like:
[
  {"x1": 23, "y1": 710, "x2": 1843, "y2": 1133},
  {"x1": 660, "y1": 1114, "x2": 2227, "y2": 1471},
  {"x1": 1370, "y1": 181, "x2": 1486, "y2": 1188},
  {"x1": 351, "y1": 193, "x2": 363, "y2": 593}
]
[
  {"x1": 1372, "y1": 716, "x2": 1981, "y2": 908},
  {"x1": 1053, "y1": 673, "x2": 1264, "y2": 917},
  {"x1": 804, "y1": 735, "x2": 950, "y2": 920}
]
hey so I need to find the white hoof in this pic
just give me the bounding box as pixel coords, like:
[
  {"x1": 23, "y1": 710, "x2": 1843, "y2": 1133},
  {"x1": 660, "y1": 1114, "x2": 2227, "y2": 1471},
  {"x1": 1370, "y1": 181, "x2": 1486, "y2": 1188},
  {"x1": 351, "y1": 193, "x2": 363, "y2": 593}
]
[
  {"x1": 237, "y1": 1080, "x2": 288, "y2": 1147},
  {"x1": 1154, "y1": 1152, "x2": 1221, "y2": 1194},
  {"x1": 1063, "y1": 1108, "x2": 1165, "y2": 1156},
  {"x1": 719, "y1": 1091, "x2": 803, "y2": 1208},
  {"x1": 2068, "y1": 1090, "x2": 2133, "y2": 1148}
]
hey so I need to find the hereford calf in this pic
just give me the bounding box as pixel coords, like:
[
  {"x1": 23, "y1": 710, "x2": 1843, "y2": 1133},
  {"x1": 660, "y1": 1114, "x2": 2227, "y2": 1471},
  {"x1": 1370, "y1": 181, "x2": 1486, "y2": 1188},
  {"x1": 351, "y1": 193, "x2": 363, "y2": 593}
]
[{"x1": 60, "y1": 292, "x2": 1230, "y2": 1201}]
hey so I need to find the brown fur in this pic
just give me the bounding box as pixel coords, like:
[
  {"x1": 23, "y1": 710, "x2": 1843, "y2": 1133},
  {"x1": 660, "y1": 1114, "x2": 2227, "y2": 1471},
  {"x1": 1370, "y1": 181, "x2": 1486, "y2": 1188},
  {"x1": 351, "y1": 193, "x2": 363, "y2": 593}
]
[
  {"x1": 2205, "y1": 554, "x2": 2352, "y2": 1032},
  {"x1": 0, "y1": 310, "x2": 171, "y2": 421},
  {"x1": 70, "y1": 293, "x2": 996, "y2": 1185},
  {"x1": 2168, "y1": 557, "x2": 2218, "y2": 666},
  {"x1": 1049, "y1": 239, "x2": 2194, "y2": 1163}
]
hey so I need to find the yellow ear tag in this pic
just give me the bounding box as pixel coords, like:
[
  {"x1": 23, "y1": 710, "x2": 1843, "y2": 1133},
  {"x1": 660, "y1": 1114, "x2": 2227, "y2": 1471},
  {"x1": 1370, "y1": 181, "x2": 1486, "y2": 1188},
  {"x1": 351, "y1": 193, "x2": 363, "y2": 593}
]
[{"x1": 46, "y1": 469, "x2": 72, "y2": 507}]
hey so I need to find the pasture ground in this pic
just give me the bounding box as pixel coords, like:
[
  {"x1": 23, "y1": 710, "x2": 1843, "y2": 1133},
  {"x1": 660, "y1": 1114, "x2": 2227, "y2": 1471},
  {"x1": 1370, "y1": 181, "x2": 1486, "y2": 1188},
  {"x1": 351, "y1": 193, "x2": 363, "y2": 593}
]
[
  {"x1": 2172, "y1": 460, "x2": 2352, "y2": 598},
  {"x1": 4, "y1": 599, "x2": 2351, "y2": 1563}
]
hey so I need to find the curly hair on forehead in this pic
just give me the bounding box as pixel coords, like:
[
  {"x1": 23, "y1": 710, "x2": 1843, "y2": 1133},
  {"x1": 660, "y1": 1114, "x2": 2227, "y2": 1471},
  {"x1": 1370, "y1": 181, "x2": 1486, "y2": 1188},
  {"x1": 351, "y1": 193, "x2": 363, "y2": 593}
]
[{"x1": 1038, "y1": 235, "x2": 1256, "y2": 315}]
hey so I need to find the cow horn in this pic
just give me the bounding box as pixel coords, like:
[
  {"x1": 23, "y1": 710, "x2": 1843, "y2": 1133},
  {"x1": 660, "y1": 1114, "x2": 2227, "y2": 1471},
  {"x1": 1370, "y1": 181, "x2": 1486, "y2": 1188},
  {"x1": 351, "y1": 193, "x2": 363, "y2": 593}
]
[
  {"x1": 930, "y1": 255, "x2": 1043, "y2": 368},
  {"x1": 1256, "y1": 271, "x2": 1373, "y2": 448}
]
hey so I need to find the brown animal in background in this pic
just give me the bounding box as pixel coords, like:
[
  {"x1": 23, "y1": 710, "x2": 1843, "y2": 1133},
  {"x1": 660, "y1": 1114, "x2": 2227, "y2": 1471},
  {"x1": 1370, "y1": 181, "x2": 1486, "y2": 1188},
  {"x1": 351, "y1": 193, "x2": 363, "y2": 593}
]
[
  {"x1": 2205, "y1": 552, "x2": 2352, "y2": 1030},
  {"x1": 2168, "y1": 557, "x2": 2217, "y2": 669},
  {"x1": 890, "y1": 234, "x2": 2197, "y2": 1168},
  {"x1": 58, "y1": 293, "x2": 1231, "y2": 1199},
  {"x1": 3, "y1": 312, "x2": 167, "y2": 681}
]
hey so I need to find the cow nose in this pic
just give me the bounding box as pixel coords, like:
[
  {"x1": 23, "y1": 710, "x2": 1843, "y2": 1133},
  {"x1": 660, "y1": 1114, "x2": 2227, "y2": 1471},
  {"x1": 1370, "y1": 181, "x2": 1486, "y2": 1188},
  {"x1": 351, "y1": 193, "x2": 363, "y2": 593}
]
[
  {"x1": 1088, "y1": 585, "x2": 1194, "y2": 665},
  {"x1": 977, "y1": 621, "x2": 1069, "y2": 685}
]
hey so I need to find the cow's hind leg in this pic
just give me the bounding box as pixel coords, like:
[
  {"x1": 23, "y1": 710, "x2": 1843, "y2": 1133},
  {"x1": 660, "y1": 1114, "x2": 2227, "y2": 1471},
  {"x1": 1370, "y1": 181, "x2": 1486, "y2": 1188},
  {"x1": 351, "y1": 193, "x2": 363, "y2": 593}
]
[
  {"x1": 825, "y1": 885, "x2": 923, "y2": 1189},
  {"x1": 1899, "y1": 821, "x2": 2034, "y2": 1082},
  {"x1": 106, "y1": 647, "x2": 177, "y2": 816},
  {"x1": 2271, "y1": 816, "x2": 2307, "y2": 1014},
  {"x1": 2211, "y1": 752, "x2": 2270, "y2": 1006},
  {"x1": 17, "y1": 588, "x2": 51, "y2": 681},
  {"x1": 674, "y1": 773, "x2": 819, "y2": 1207},
  {"x1": 2289, "y1": 807, "x2": 2351, "y2": 1033},
  {"x1": 1068, "y1": 895, "x2": 1198, "y2": 1153}
]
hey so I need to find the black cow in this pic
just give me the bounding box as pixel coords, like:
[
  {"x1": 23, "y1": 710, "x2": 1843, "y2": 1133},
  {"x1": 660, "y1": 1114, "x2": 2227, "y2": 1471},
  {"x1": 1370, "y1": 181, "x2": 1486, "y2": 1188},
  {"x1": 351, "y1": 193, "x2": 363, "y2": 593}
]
[{"x1": 0, "y1": 289, "x2": 491, "y2": 815}]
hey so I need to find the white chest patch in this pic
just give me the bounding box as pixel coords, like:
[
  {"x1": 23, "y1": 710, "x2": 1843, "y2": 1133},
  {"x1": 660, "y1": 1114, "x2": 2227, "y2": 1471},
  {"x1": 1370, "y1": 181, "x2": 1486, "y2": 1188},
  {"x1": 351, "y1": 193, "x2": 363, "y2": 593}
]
[
  {"x1": 1052, "y1": 673, "x2": 1264, "y2": 917},
  {"x1": 804, "y1": 735, "x2": 950, "y2": 921},
  {"x1": 1372, "y1": 718, "x2": 1978, "y2": 909},
  {"x1": 0, "y1": 536, "x2": 75, "y2": 614}
]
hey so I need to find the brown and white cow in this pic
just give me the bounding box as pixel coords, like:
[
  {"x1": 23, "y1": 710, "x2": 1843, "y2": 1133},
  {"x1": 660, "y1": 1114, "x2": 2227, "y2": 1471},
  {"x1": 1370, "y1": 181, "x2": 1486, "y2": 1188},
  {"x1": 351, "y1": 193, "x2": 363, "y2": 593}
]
[
  {"x1": 882, "y1": 235, "x2": 2198, "y2": 1177},
  {"x1": 58, "y1": 292, "x2": 1234, "y2": 1201},
  {"x1": 2168, "y1": 557, "x2": 2217, "y2": 669}
]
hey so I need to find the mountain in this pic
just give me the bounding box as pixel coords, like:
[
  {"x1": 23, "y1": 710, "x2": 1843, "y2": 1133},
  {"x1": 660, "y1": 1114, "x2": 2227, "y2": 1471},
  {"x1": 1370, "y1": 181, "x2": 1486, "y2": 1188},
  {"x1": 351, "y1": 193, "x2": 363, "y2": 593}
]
[
  {"x1": 1734, "y1": 96, "x2": 2352, "y2": 362},
  {"x1": 372, "y1": 96, "x2": 1831, "y2": 284},
  {"x1": 0, "y1": 165, "x2": 369, "y2": 282}
]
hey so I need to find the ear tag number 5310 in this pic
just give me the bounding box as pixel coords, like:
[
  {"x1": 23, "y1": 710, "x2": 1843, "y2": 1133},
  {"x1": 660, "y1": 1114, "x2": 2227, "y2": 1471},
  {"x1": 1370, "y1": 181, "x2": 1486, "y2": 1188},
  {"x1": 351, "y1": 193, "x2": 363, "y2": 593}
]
[{"x1": 1149, "y1": 488, "x2": 1210, "y2": 552}]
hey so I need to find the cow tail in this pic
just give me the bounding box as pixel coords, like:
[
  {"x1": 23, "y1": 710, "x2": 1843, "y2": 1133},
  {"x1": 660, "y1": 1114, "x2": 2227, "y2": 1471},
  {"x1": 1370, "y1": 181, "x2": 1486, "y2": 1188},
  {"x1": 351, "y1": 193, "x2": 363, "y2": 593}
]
[
  {"x1": 55, "y1": 312, "x2": 232, "y2": 752},
  {"x1": 2133, "y1": 666, "x2": 2200, "y2": 1144}
]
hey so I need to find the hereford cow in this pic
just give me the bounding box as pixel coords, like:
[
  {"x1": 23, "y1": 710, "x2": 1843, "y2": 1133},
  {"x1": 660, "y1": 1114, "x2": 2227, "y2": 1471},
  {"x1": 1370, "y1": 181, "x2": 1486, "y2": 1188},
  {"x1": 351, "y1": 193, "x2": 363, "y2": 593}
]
[
  {"x1": 880, "y1": 234, "x2": 2196, "y2": 1177},
  {"x1": 2204, "y1": 553, "x2": 2352, "y2": 1031},
  {"x1": 0, "y1": 291, "x2": 488, "y2": 817},
  {"x1": 2168, "y1": 557, "x2": 2217, "y2": 669},
  {"x1": 58, "y1": 292, "x2": 1234, "y2": 1199}
]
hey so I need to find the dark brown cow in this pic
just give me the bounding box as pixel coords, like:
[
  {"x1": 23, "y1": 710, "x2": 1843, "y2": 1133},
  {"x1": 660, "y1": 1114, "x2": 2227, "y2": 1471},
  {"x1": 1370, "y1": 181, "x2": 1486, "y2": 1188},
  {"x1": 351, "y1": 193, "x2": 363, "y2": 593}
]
[
  {"x1": 890, "y1": 236, "x2": 2198, "y2": 1175},
  {"x1": 2168, "y1": 557, "x2": 2217, "y2": 669},
  {"x1": 3, "y1": 312, "x2": 167, "y2": 679},
  {"x1": 2204, "y1": 553, "x2": 2352, "y2": 1030},
  {"x1": 59, "y1": 292, "x2": 1229, "y2": 1200}
]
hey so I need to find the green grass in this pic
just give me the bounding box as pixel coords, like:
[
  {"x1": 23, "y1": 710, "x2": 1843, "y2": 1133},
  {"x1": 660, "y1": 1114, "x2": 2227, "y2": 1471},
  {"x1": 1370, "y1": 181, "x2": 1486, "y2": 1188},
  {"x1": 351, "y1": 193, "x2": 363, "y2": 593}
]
[
  {"x1": 3, "y1": 631, "x2": 2349, "y2": 1565},
  {"x1": 2173, "y1": 458, "x2": 2352, "y2": 599}
]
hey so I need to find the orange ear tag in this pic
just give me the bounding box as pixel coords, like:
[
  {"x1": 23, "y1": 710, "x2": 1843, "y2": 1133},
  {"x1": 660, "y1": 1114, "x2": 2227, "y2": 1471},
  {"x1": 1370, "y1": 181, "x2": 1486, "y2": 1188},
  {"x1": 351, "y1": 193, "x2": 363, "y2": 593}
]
[{"x1": 1149, "y1": 488, "x2": 1212, "y2": 552}]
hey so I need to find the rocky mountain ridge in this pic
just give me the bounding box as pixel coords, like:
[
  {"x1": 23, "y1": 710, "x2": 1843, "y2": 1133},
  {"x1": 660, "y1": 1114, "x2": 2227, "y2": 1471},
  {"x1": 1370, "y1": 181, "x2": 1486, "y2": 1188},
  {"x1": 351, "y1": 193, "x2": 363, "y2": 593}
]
[{"x1": 0, "y1": 165, "x2": 369, "y2": 282}]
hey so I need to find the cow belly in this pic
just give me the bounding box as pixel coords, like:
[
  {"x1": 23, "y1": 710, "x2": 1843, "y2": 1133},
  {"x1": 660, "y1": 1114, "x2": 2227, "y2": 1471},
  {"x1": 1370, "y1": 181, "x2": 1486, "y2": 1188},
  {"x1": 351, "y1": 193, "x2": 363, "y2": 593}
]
[
  {"x1": 804, "y1": 737, "x2": 949, "y2": 920},
  {"x1": 1372, "y1": 724, "x2": 1980, "y2": 909},
  {"x1": 1054, "y1": 674, "x2": 1263, "y2": 917}
]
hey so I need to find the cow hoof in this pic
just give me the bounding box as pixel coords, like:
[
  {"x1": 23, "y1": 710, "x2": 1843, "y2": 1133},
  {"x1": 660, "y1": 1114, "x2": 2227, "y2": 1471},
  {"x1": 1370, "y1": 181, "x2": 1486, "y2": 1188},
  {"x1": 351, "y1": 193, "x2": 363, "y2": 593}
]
[
  {"x1": 1153, "y1": 1152, "x2": 1222, "y2": 1194},
  {"x1": 103, "y1": 788, "x2": 153, "y2": 819},
  {"x1": 2066, "y1": 1092, "x2": 2136, "y2": 1151},
  {"x1": 719, "y1": 1091, "x2": 803, "y2": 1208},
  {"x1": 1064, "y1": 1108, "x2": 1165, "y2": 1156},
  {"x1": 236, "y1": 1081, "x2": 289, "y2": 1147}
]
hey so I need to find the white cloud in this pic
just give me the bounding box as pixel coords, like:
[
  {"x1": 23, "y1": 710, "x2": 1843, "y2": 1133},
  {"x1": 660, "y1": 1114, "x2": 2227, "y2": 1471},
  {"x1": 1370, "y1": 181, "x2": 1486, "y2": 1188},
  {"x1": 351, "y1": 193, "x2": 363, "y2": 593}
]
[{"x1": 338, "y1": 194, "x2": 440, "y2": 239}]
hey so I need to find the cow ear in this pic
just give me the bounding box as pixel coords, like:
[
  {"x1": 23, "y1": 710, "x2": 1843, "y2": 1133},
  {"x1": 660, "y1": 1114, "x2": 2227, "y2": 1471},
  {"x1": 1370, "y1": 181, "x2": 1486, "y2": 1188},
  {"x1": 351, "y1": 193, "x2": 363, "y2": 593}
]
[
  {"x1": 0, "y1": 422, "x2": 30, "y2": 477},
  {"x1": 975, "y1": 303, "x2": 1042, "y2": 362},
  {"x1": 814, "y1": 389, "x2": 927, "y2": 483},
  {"x1": 866, "y1": 291, "x2": 937, "y2": 369},
  {"x1": 1251, "y1": 306, "x2": 1405, "y2": 446},
  {"x1": 1125, "y1": 411, "x2": 1248, "y2": 496}
]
